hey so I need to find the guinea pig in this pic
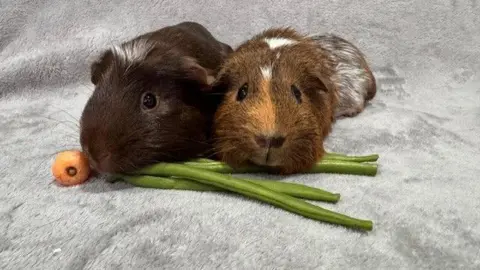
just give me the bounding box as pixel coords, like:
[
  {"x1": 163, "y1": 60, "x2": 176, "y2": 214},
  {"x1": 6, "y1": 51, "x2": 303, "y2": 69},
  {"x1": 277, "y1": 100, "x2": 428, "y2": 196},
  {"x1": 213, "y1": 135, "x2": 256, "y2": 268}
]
[
  {"x1": 309, "y1": 34, "x2": 376, "y2": 118},
  {"x1": 211, "y1": 27, "x2": 376, "y2": 174},
  {"x1": 79, "y1": 21, "x2": 233, "y2": 174}
]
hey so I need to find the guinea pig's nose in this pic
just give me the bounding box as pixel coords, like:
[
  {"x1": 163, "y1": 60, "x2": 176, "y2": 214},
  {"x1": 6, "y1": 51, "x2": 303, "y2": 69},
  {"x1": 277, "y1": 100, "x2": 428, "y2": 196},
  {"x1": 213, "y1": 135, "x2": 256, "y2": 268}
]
[{"x1": 255, "y1": 135, "x2": 285, "y2": 148}]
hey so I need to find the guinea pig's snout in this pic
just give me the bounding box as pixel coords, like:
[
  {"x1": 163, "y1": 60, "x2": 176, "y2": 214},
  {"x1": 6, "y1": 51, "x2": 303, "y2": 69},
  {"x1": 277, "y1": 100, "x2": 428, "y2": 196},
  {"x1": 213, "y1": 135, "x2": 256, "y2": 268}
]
[
  {"x1": 249, "y1": 133, "x2": 288, "y2": 167},
  {"x1": 255, "y1": 135, "x2": 285, "y2": 149},
  {"x1": 84, "y1": 148, "x2": 114, "y2": 173},
  {"x1": 80, "y1": 123, "x2": 120, "y2": 173}
]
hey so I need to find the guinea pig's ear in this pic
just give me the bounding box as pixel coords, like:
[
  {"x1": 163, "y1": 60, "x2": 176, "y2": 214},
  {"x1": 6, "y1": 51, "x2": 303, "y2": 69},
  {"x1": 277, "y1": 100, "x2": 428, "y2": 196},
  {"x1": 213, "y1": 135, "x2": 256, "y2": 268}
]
[
  {"x1": 219, "y1": 42, "x2": 234, "y2": 58},
  {"x1": 90, "y1": 50, "x2": 114, "y2": 85},
  {"x1": 180, "y1": 57, "x2": 216, "y2": 91},
  {"x1": 210, "y1": 70, "x2": 231, "y2": 94},
  {"x1": 306, "y1": 68, "x2": 336, "y2": 94},
  {"x1": 201, "y1": 70, "x2": 231, "y2": 107}
]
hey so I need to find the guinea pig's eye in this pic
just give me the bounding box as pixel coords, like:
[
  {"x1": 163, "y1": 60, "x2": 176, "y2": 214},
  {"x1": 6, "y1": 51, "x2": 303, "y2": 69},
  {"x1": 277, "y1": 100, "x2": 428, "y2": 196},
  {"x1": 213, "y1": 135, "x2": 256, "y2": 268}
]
[
  {"x1": 141, "y1": 92, "x2": 157, "y2": 109},
  {"x1": 291, "y1": 85, "x2": 302, "y2": 103},
  {"x1": 236, "y1": 83, "x2": 248, "y2": 101}
]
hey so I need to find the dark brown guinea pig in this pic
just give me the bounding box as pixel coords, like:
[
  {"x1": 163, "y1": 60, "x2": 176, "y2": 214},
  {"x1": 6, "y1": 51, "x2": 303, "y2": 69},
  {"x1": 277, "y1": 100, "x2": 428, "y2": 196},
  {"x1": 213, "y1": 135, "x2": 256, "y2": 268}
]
[
  {"x1": 79, "y1": 21, "x2": 233, "y2": 174},
  {"x1": 211, "y1": 27, "x2": 376, "y2": 174}
]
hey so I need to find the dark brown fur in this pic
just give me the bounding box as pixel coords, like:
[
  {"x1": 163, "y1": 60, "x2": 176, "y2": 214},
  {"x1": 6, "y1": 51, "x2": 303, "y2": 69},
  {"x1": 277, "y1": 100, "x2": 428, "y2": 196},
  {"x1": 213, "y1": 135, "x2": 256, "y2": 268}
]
[
  {"x1": 212, "y1": 28, "x2": 338, "y2": 174},
  {"x1": 80, "y1": 22, "x2": 232, "y2": 174}
]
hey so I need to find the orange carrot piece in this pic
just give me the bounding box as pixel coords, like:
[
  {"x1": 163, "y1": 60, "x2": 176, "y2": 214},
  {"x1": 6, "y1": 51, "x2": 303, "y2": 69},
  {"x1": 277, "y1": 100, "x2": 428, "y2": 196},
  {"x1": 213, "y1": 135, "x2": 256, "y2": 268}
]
[{"x1": 52, "y1": 150, "x2": 90, "y2": 186}]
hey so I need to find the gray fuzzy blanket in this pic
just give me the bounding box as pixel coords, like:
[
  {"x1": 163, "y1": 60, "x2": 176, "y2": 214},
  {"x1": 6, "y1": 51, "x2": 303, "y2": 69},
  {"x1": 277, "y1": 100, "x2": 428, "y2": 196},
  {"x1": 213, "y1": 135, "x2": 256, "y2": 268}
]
[{"x1": 1, "y1": 0, "x2": 480, "y2": 269}]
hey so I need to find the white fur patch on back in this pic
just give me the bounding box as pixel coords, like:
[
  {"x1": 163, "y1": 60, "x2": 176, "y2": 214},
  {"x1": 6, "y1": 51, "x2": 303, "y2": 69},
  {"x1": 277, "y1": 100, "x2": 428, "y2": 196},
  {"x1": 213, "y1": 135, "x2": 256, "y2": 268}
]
[
  {"x1": 111, "y1": 38, "x2": 154, "y2": 65},
  {"x1": 264, "y1": 38, "x2": 297, "y2": 49},
  {"x1": 260, "y1": 66, "x2": 272, "y2": 79}
]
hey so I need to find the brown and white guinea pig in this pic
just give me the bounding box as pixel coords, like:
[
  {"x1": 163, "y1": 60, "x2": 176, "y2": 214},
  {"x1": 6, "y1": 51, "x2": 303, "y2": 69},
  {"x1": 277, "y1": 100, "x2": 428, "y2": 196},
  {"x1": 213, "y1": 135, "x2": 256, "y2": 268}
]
[
  {"x1": 211, "y1": 27, "x2": 376, "y2": 174},
  {"x1": 79, "y1": 21, "x2": 233, "y2": 174}
]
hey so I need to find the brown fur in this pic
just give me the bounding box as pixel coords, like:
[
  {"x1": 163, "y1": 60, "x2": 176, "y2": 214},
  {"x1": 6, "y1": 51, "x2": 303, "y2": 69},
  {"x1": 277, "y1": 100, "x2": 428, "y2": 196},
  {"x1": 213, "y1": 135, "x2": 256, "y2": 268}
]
[
  {"x1": 364, "y1": 65, "x2": 377, "y2": 101},
  {"x1": 212, "y1": 28, "x2": 338, "y2": 174}
]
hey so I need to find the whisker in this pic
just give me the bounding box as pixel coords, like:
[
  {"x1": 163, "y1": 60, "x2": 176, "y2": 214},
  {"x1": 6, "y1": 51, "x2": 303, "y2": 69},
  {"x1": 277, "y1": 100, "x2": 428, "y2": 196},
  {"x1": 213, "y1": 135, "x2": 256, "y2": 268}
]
[
  {"x1": 60, "y1": 135, "x2": 80, "y2": 143},
  {"x1": 78, "y1": 82, "x2": 94, "y2": 94},
  {"x1": 177, "y1": 137, "x2": 212, "y2": 146},
  {"x1": 37, "y1": 115, "x2": 79, "y2": 133},
  {"x1": 48, "y1": 106, "x2": 80, "y2": 126},
  {"x1": 149, "y1": 144, "x2": 204, "y2": 153},
  {"x1": 44, "y1": 126, "x2": 79, "y2": 143},
  {"x1": 207, "y1": 145, "x2": 237, "y2": 158},
  {"x1": 213, "y1": 135, "x2": 252, "y2": 141}
]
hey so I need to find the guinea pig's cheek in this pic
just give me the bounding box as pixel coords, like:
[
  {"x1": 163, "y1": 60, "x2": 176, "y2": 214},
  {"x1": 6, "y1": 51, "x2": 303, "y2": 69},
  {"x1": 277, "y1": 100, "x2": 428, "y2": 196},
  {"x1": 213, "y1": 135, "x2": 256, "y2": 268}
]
[{"x1": 157, "y1": 102, "x2": 171, "y2": 116}]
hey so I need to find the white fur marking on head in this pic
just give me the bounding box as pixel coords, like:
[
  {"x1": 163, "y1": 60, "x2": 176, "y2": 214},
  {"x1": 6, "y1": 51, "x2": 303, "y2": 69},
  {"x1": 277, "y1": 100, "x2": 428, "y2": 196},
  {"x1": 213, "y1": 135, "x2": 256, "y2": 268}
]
[
  {"x1": 261, "y1": 66, "x2": 272, "y2": 80},
  {"x1": 111, "y1": 39, "x2": 154, "y2": 65},
  {"x1": 264, "y1": 38, "x2": 297, "y2": 49},
  {"x1": 276, "y1": 52, "x2": 281, "y2": 59}
]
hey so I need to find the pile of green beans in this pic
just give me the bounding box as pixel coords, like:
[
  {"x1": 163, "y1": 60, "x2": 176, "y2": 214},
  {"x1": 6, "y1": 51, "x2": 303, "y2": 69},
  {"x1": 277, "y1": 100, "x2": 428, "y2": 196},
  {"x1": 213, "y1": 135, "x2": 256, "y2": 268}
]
[{"x1": 114, "y1": 152, "x2": 378, "y2": 231}]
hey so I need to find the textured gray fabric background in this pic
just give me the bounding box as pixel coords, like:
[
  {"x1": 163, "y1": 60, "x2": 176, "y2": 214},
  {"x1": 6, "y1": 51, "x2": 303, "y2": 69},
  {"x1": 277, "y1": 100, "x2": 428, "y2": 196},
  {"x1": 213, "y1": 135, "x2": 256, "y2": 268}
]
[{"x1": 1, "y1": 0, "x2": 480, "y2": 269}]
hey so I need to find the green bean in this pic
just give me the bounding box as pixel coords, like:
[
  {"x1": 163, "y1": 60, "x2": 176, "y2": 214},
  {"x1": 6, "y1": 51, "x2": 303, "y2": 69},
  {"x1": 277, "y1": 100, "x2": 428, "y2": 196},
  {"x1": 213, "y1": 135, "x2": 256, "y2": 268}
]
[
  {"x1": 182, "y1": 162, "x2": 265, "y2": 174},
  {"x1": 118, "y1": 175, "x2": 340, "y2": 203},
  {"x1": 243, "y1": 178, "x2": 340, "y2": 202},
  {"x1": 119, "y1": 175, "x2": 220, "y2": 191},
  {"x1": 191, "y1": 158, "x2": 217, "y2": 163},
  {"x1": 132, "y1": 163, "x2": 373, "y2": 231},
  {"x1": 307, "y1": 160, "x2": 377, "y2": 176},
  {"x1": 189, "y1": 152, "x2": 379, "y2": 164},
  {"x1": 323, "y1": 153, "x2": 379, "y2": 163},
  {"x1": 182, "y1": 159, "x2": 377, "y2": 176}
]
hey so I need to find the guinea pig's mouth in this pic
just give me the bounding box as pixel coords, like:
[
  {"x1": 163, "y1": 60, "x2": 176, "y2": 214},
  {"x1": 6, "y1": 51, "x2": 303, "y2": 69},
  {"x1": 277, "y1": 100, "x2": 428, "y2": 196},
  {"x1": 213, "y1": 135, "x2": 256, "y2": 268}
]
[
  {"x1": 249, "y1": 148, "x2": 283, "y2": 167},
  {"x1": 82, "y1": 149, "x2": 113, "y2": 174},
  {"x1": 81, "y1": 147, "x2": 135, "y2": 175}
]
